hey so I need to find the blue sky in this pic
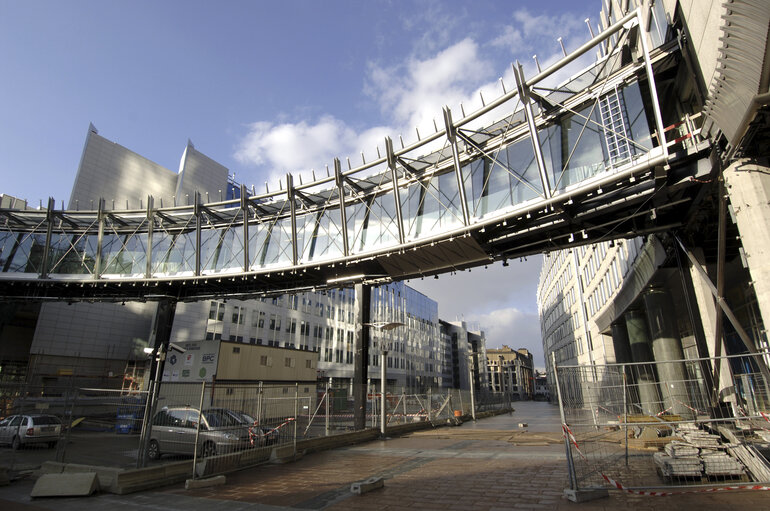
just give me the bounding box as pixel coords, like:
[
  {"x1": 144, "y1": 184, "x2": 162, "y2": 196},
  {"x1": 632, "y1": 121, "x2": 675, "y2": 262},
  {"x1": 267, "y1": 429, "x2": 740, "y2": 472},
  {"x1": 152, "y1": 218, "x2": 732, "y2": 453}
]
[{"x1": 0, "y1": 0, "x2": 599, "y2": 367}]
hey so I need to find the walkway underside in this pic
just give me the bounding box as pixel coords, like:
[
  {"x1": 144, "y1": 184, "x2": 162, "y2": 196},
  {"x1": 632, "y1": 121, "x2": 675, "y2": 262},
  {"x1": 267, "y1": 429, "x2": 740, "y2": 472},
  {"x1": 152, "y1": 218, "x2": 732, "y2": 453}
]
[{"x1": 0, "y1": 9, "x2": 716, "y2": 302}]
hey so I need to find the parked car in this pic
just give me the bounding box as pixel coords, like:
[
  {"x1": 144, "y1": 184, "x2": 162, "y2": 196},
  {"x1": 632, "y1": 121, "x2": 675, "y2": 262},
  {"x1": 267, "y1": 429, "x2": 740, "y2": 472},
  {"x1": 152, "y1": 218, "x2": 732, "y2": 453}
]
[
  {"x1": 0, "y1": 414, "x2": 62, "y2": 449},
  {"x1": 147, "y1": 407, "x2": 251, "y2": 460}
]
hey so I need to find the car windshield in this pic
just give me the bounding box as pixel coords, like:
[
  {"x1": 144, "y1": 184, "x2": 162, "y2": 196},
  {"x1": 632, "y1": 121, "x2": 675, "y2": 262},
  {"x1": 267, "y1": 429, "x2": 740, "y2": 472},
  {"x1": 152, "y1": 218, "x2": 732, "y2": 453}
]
[
  {"x1": 203, "y1": 409, "x2": 242, "y2": 428},
  {"x1": 31, "y1": 416, "x2": 61, "y2": 425}
]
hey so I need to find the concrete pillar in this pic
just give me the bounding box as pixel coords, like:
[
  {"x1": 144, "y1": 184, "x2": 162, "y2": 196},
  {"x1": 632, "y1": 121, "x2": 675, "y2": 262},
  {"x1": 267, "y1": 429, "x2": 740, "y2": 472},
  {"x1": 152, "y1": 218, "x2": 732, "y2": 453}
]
[
  {"x1": 723, "y1": 160, "x2": 770, "y2": 347},
  {"x1": 643, "y1": 288, "x2": 692, "y2": 418},
  {"x1": 624, "y1": 310, "x2": 662, "y2": 415},
  {"x1": 610, "y1": 321, "x2": 633, "y2": 365}
]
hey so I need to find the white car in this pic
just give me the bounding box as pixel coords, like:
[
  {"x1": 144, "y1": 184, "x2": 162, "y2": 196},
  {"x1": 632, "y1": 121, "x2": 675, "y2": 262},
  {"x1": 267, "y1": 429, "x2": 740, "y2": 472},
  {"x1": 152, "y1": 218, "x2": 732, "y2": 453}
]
[{"x1": 0, "y1": 414, "x2": 62, "y2": 449}]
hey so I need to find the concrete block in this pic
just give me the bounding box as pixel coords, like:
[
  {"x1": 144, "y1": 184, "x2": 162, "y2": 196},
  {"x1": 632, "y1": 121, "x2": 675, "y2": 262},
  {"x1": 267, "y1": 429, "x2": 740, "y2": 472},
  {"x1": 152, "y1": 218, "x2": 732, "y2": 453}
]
[
  {"x1": 563, "y1": 487, "x2": 608, "y2": 502},
  {"x1": 185, "y1": 475, "x2": 226, "y2": 490},
  {"x1": 518, "y1": 423, "x2": 528, "y2": 428},
  {"x1": 270, "y1": 445, "x2": 304, "y2": 464},
  {"x1": 351, "y1": 476, "x2": 384, "y2": 495},
  {"x1": 31, "y1": 472, "x2": 99, "y2": 498}
]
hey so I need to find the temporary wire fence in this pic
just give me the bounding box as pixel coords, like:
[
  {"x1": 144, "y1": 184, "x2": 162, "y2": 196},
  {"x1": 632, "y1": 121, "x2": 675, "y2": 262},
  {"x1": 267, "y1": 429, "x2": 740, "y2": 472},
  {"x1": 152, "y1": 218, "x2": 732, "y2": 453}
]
[
  {"x1": 0, "y1": 379, "x2": 485, "y2": 478},
  {"x1": 554, "y1": 353, "x2": 770, "y2": 495}
]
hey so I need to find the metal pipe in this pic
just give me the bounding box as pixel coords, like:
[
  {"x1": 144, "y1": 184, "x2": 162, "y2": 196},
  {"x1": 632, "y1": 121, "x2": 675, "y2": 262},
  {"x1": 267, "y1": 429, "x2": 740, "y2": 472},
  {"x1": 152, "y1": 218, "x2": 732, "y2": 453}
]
[
  {"x1": 191, "y1": 381, "x2": 206, "y2": 480},
  {"x1": 381, "y1": 349, "x2": 387, "y2": 437},
  {"x1": 552, "y1": 352, "x2": 577, "y2": 491}
]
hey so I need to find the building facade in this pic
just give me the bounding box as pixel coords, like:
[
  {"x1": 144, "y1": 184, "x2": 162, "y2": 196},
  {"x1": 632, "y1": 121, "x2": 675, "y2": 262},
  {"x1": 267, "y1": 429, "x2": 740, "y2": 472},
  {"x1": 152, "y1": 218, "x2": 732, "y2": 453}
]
[
  {"x1": 538, "y1": 0, "x2": 770, "y2": 416},
  {"x1": 486, "y1": 346, "x2": 534, "y2": 399}
]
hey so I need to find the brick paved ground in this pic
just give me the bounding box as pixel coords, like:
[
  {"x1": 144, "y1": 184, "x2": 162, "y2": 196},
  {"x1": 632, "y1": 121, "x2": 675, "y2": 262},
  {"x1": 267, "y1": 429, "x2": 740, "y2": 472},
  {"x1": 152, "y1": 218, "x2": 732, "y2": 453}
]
[{"x1": 0, "y1": 403, "x2": 769, "y2": 510}]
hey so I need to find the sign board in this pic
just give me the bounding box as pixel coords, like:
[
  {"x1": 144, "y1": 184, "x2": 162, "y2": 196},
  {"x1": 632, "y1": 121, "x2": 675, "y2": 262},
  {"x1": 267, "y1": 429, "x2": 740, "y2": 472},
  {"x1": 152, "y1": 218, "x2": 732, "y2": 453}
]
[{"x1": 162, "y1": 340, "x2": 220, "y2": 382}]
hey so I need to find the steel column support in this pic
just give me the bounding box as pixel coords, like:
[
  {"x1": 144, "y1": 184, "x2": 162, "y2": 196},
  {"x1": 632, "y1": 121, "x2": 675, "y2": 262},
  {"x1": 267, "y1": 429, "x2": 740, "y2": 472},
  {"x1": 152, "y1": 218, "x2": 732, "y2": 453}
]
[
  {"x1": 287, "y1": 173, "x2": 298, "y2": 266},
  {"x1": 94, "y1": 198, "x2": 105, "y2": 278},
  {"x1": 513, "y1": 63, "x2": 552, "y2": 199},
  {"x1": 241, "y1": 184, "x2": 250, "y2": 272},
  {"x1": 145, "y1": 195, "x2": 154, "y2": 278},
  {"x1": 637, "y1": 9, "x2": 668, "y2": 158},
  {"x1": 194, "y1": 191, "x2": 201, "y2": 276},
  {"x1": 442, "y1": 107, "x2": 471, "y2": 225},
  {"x1": 385, "y1": 137, "x2": 406, "y2": 244},
  {"x1": 39, "y1": 197, "x2": 55, "y2": 279},
  {"x1": 353, "y1": 283, "x2": 371, "y2": 430},
  {"x1": 334, "y1": 158, "x2": 350, "y2": 256}
]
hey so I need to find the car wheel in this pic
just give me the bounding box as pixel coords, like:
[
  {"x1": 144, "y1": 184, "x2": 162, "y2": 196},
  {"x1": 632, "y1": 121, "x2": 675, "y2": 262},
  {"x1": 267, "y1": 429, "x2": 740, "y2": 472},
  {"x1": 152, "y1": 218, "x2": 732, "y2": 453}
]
[
  {"x1": 11, "y1": 436, "x2": 21, "y2": 450},
  {"x1": 202, "y1": 442, "x2": 216, "y2": 458},
  {"x1": 147, "y1": 440, "x2": 161, "y2": 460}
]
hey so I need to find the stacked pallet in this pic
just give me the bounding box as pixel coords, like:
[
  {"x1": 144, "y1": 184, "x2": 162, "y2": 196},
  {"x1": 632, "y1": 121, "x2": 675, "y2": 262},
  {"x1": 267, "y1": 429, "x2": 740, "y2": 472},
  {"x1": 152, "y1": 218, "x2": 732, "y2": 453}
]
[
  {"x1": 654, "y1": 452, "x2": 703, "y2": 478},
  {"x1": 681, "y1": 431, "x2": 722, "y2": 449},
  {"x1": 701, "y1": 451, "x2": 745, "y2": 476}
]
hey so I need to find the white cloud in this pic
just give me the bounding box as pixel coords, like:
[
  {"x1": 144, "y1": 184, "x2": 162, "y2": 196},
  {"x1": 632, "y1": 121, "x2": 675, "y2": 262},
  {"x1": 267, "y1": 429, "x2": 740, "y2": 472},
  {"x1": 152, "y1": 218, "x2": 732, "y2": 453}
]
[{"x1": 466, "y1": 307, "x2": 542, "y2": 363}]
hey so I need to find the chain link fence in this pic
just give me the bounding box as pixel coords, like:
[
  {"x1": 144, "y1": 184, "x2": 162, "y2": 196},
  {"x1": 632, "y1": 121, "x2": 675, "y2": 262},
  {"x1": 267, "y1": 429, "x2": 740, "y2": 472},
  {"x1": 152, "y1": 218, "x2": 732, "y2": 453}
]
[
  {"x1": 0, "y1": 379, "x2": 490, "y2": 479},
  {"x1": 554, "y1": 353, "x2": 770, "y2": 493}
]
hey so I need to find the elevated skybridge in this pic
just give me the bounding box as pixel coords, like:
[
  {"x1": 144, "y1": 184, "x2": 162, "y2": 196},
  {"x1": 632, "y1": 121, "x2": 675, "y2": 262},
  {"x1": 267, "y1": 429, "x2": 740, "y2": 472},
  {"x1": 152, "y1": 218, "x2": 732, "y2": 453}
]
[{"x1": 0, "y1": 10, "x2": 712, "y2": 302}]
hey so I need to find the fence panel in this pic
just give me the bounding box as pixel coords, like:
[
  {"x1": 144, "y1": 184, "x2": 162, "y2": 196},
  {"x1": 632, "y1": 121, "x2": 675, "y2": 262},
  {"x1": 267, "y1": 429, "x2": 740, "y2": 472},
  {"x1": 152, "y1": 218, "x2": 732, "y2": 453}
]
[
  {"x1": 555, "y1": 353, "x2": 770, "y2": 492},
  {"x1": 0, "y1": 383, "x2": 147, "y2": 472}
]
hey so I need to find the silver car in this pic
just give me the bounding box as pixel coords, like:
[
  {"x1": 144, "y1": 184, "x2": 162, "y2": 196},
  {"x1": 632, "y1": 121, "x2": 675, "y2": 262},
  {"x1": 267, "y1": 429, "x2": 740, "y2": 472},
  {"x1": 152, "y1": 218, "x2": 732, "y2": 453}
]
[
  {"x1": 0, "y1": 414, "x2": 62, "y2": 449},
  {"x1": 147, "y1": 407, "x2": 252, "y2": 460}
]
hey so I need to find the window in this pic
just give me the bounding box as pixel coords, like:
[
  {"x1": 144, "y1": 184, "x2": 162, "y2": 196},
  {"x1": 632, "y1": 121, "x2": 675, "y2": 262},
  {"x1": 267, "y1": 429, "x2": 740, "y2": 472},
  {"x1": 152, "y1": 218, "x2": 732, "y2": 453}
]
[
  {"x1": 260, "y1": 355, "x2": 268, "y2": 366},
  {"x1": 232, "y1": 347, "x2": 240, "y2": 354},
  {"x1": 305, "y1": 359, "x2": 312, "y2": 369}
]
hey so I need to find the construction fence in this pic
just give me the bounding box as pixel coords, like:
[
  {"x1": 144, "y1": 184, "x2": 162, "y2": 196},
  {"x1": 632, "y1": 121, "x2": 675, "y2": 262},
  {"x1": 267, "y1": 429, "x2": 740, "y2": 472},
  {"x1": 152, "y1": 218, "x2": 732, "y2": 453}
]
[
  {"x1": 554, "y1": 353, "x2": 770, "y2": 494},
  {"x1": 0, "y1": 379, "x2": 490, "y2": 478}
]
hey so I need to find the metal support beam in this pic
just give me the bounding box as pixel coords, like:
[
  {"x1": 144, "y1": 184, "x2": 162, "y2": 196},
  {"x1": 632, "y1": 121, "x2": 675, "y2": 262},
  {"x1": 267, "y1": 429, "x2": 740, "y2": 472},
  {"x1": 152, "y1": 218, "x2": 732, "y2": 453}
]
[
  {"x1": 385, "y1": 137, "x2": 406, "y2": 244},
  {"x1": 39, "y1": 197, "x2": 55, "y2": 279},
  {"x1": 675, "y1": 236, "x2": 770, "y2": 395},
  {"x1": 637, "y1": 8, "x2": 668, "y2": 159},
  {"x1": 94, "y1": 198, "x2": 105, "y2": 278},
  {"x1": 334, "y1": 158, "x2": 350, "y2": 256},
  {"x1": 513, "y1": 63, "x2": 552, "y2": 199},
  {"x1": 287, "y1": 173, "x2": 298, "y2": 266},
  {"x1": 442, "y1": 107, "x2": 471, "y2": 225},
  {"x1": 194, "y1": 191, "x2": 201, "y2": 276},
  {"x1": 353, "y1": 283, "x2": 371, "y2": 430},
  {"x1": 145, "y1": 195, "x2": 154, "y2": 278},
  {"x1": 241, "y1": 184, "x2": 250, "y2": 272}
]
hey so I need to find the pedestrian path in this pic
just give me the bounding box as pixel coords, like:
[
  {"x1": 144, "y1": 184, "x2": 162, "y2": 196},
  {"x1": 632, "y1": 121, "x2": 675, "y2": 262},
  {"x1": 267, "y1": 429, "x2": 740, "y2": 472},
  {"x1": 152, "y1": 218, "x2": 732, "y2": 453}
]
[{"x1": 0, "y1": 402, "x2": 769, "y2": 510}]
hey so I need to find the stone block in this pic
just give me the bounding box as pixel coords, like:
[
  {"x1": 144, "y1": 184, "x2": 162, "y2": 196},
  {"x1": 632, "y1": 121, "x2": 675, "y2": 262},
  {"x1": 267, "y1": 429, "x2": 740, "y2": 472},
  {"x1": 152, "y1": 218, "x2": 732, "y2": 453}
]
[
  {"x1": 31, "y1": 472, "x2": 99, "y2": 498},
  {"x1": 185, "y1": 475, "x2": 226, "y2": 490},
  {"x1": 351, "y1": 476, "x2": 384, "y2": 495}
]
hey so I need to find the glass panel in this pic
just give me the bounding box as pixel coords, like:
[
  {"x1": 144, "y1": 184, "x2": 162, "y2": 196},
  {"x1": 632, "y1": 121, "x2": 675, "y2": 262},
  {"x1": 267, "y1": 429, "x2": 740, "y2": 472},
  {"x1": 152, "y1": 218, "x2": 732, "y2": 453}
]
[
  {"x1": 303, "y1": 208, "x2": 344, "y2": 262},
  {"x1": 48, "y1": 232, "x2": 97, "y2": 275},
  {"x1": 248, "y1": 220, "x2": 270, "y2": 270},
  {"x1": 502, "y1": 135, "x2": 544, "y2": 205},
  {"x1": 101, "y1": 232, "x2": 147, "y2": 276},
  {"x1": 258, "y1": 218, "x2": 292, "y2": 268},
  {"x1": 357, "y1": 192, "x2": 399, "y2": 253},
  {"x1": 152, "y1": 230, "x2": 196, "y2": 276},
  {"x1": 623, "y1": 82, "x2": 653, "y2": 152},
  {"x1": 548, "y1": 102, "x2": 608, "y2": 192},
  {"x1": 0, "y1": 231, "x2": 45, "y2": 273},
  {"x1": 346, "y1": 200, "x2": 370, "y2": 254},
  {"x1": 200, "y1": 225, "x2": 245, "y2": 274}
]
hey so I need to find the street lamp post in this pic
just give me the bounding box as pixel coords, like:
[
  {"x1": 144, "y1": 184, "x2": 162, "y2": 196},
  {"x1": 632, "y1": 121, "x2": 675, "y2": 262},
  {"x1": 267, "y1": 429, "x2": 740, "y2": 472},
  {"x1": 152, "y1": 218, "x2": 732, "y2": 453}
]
[{"x1": 364, "y1": 322, "x2": 405, "y2": 438}]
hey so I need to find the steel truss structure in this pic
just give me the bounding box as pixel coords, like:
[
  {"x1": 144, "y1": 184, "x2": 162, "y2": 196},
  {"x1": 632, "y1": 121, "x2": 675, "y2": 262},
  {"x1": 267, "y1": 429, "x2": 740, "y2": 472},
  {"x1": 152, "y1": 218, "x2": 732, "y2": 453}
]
[{"x1": 0, "y1": 9, "x2": 711, "y2": 302}]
